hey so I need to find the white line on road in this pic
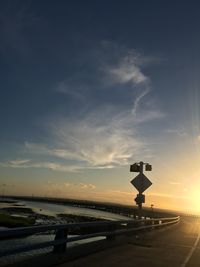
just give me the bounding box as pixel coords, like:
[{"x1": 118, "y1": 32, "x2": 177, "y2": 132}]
[{"x1": 180, "y1": 230, "x2": 200, "y2": 267}]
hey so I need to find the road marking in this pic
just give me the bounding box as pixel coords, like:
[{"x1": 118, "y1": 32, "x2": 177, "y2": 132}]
[
  {"x1": 180, "y1": 230, "x2": 200, "y2": 267},
  {"x1": 170, "y1": 244, "x2": 193, "y2": 249}
]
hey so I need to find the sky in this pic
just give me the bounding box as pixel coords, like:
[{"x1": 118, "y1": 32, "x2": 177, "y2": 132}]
[{"x1": 1, "y1": 0, "x2": 200, "y2": 213}]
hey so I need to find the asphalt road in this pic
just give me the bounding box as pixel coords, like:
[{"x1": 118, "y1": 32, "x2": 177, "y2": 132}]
[{"x1": 58, "y1": 217, "x2": 200, "y2": 267}]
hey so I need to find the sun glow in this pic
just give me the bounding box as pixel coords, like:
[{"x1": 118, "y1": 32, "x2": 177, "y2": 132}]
[{"x1": 188, "y1": 189, "x2": 200, "y2": 214}]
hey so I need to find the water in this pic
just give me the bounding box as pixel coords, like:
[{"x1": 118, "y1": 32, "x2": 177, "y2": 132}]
[
  {"x1": 22, "y1": 200, "x2": 129, "y2": 221},
  {"x1": 0, "y1": 199, "x2": 130, "y2": 265}
]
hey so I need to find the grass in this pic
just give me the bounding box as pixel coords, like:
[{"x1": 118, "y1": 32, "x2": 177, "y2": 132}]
[{"x1": 0, "y1": 213, "x2": 35, "y2": 228}]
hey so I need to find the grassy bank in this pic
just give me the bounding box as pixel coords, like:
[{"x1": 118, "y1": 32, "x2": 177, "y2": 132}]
[{"x1": 0, "y1": 213, "x2": 35, "y2": 228}]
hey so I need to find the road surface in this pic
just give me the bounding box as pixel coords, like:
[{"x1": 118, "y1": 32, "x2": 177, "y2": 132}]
[{"x1": 58, "y1": 217, "x2": 200, "y2": 267}]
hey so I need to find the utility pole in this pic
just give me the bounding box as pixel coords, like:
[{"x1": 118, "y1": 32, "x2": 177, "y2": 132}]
[
  {"x1": 151, "y1": 204, "x2": 154, "y2": 218},
  {"x1": 130, "y1": 161, "x2": 152, "y2": 219}
]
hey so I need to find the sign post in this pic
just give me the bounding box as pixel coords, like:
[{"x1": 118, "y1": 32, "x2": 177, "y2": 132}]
[{"x1": 130, "y1": 162, "x2": 152, "y2": 219}]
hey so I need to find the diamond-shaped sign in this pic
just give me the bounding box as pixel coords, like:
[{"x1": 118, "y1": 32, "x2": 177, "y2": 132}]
[{"x1": 131, "y1": 173, "x2": 152, "y2": 193}]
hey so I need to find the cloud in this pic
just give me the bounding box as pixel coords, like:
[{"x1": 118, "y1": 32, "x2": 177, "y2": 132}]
[
  {"x1": 132, "y1": 89, "x2": 150, "y2": 116},
  {"x1": 44, "y1": 50, "x2": 163, "y2": 170},
  {"x1": 64, "y1": 182, "x2": 71, "y2": 187},
  {"x1": 108, "y1": 190, "x2": 132, "y2": 196},
  {"x1": 169, "y1": 181, "x2": 181, "y2": 185},
  {"x1": 22, "y1": 105, "x2": 163, "y2": 172},
  {"x1": 2, "y1": 43, "x2": 164, "y2": 173},
  {"x1": 165, "y1": 129, "x2": 187, "y2": 137},
  {"x1": 8, "y1": 159, "x2": 31, "y2": 165},
  {"x1": 1, "y1": 159, "x2": 80, "y2": 172},
  {"x1": 1, "y1": 157, "x2": 115, "y2": 172},
  {"x1": 22, "y1": 49, "x2": 164, "y2": 172},
  {"x1": 56, "y1": 81, "x2": 84, "y2": 100},
  {"x1": 102, "y1": 45, "x2": 151, "y2": 115},
  {"x1": 107, "y1": 54, "x2": 149, "y2": 86},
  {"x1": 79, "y1": 183, "x2": 96, "y2": 189},
  {"x1": 44, "y1": 181, "x2": 96, "y2": 198},
  {"x1": 36, "y1": 107, "x2": 146, "y2": 169},
  {"x1": 56, "y1": 42, "x2": 152, "y2": 115},
  {"x1": 64, "y1": 182, "x2": 96, "y2": 190},
  {"x1": 25, "y1": 141, "x2": 82, "y2": 161},
  {"x1": 148, "y1": 192, "x2": 190, "y2": 201}
]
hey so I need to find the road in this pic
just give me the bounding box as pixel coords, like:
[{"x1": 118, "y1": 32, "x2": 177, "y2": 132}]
[{"x1": 58, "y1": 217, "x2": 200, "y2": 267}]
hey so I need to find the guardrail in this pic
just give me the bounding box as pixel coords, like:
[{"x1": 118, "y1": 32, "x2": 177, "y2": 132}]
[{"x1": 0, "y1": 216, "x2": 180, "y2": 258}]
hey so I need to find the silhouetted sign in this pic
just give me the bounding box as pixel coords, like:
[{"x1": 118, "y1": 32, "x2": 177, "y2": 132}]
[
  {"x1": 135, "y1": 193, "x2": 145, "y2": 204},
  {"x1": 145, "y1": 164, "x2": 152, "y2": 171},
  {"x1": 131, "y1": 173, "x2": 152, "y2": 193},
  {"x1": 130, "y1": 163, "x2": 140, "y2": 172}
]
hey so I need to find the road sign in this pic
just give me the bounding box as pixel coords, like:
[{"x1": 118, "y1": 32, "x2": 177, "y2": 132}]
[
  {"x1": 130, "y1": 163, "x2": 140, "y2": 172},
  {"x1": 131, "y1": 173, "x2": 152, "y2": 193},
  {"x1": 135, "y1": 193, "x2": 145, "y2": 205},
  {"x1": 145, "y1": 164, "x2": 152, "y2": 171}
]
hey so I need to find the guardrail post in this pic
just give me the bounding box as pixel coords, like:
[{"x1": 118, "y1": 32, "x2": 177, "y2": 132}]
[
  {"x1": 106, "y1": 225, "x2": 116, "y2": 241},
  {"x1": 125, "y1": 221, "x2": 135, "y2": 235},
  {"x1": 151, "y1": 220, "x2": 155, "y2": 230},
  {"x1": 53, "y1": 228, "x2": 68, "y2": 253}
]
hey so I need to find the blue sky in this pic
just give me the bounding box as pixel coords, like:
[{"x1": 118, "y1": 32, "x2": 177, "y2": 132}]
[{"x1": 1, "y1": 1, "x2": 200, "y2": 212}]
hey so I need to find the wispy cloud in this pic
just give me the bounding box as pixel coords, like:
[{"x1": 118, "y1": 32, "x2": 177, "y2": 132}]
[
  {"x1": 56, "y1": 42, "x2": 153, "y2": 115},
  {"x1": 8, "y1": 159, "x2": 31, "y2": 165},
  {"x1": 2, "y1": 43, "x2": 164, "y2": 173},
  {"x1": 148, "y1": 192, "x2": 189, "y2": 200},
  {"x1": 107, "y1": 190, "x2": 132, "y2": 196},
  {"x1": 24, "y1": 120, "x2": 141, "y2": 169},
  {"x1": 107, "y1": 54, "x2": 149, "y2": 86},
  {"x1": 132, "y1": 89, "x2": 150, "y2": 115},
  {"x1": 165, "y1": 129, "x2": 187, "y2": 137},
  {"x1": 169, "y1": 181, "x2": 181, "y2": 185},
  {"x1": 21, "y1": 104, "x2": 163, "y2": 171},
  {"x1": 1, "y1": 157, "x2": 115, "y2": 172},
  {"x1": 103, "y1": 44, "x2": 151, "y2": 116},
  {"x1": 48, "y1": 113, "x2": 143, "y2": 167},
  {"x1": 56, "y1": 81, "x2": 84, "y2": 100},
  {"x1": 1, "y1": 159, "x2": 80, "y2": 172},
  {"x1": 39, "y1": 45, "x2": 163, "y2": 171},
  {"x1": 79, "y1": 183, "x2": 96, "y2": 189},
  {"x1": 64, "y1": 182, "x2": 96, "y2": 190},
  {"x1": 42, "y1": 181, "x2": 97, "y2": 198}
]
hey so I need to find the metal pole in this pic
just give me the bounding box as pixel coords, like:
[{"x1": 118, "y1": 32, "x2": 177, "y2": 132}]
[
  {"x1": 138, "y1": 162, "x2": 144, "y2": 219},
  {"x1": 130, "y1": 161, "x2": 152, "y2": 220}
]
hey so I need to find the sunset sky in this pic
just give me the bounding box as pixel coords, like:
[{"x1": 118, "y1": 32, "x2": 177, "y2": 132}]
[{"x1": 1, "y1": 1, "x2": 200, "y2": 213}]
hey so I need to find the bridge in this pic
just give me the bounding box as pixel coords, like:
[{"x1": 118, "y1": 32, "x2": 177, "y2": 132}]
[
  {"x1": 62, "y1": 216, "x2": 200, "y2": 267},
  {"x1": 1, "y1": 215, "x2": 200, "y2": 266},
  {"x1": 2, "y1": 215, "x2": 197, "y2": 267}
]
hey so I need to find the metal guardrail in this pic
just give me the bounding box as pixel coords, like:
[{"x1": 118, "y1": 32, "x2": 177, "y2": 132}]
[{"x1": 0, "y1": 216, "x2": 180, "y2": 258}]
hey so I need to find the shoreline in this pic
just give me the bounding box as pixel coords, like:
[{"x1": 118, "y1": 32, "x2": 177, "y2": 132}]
[{"x1": 0, "y1": 202, "x2": 107, "y2": 229}]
